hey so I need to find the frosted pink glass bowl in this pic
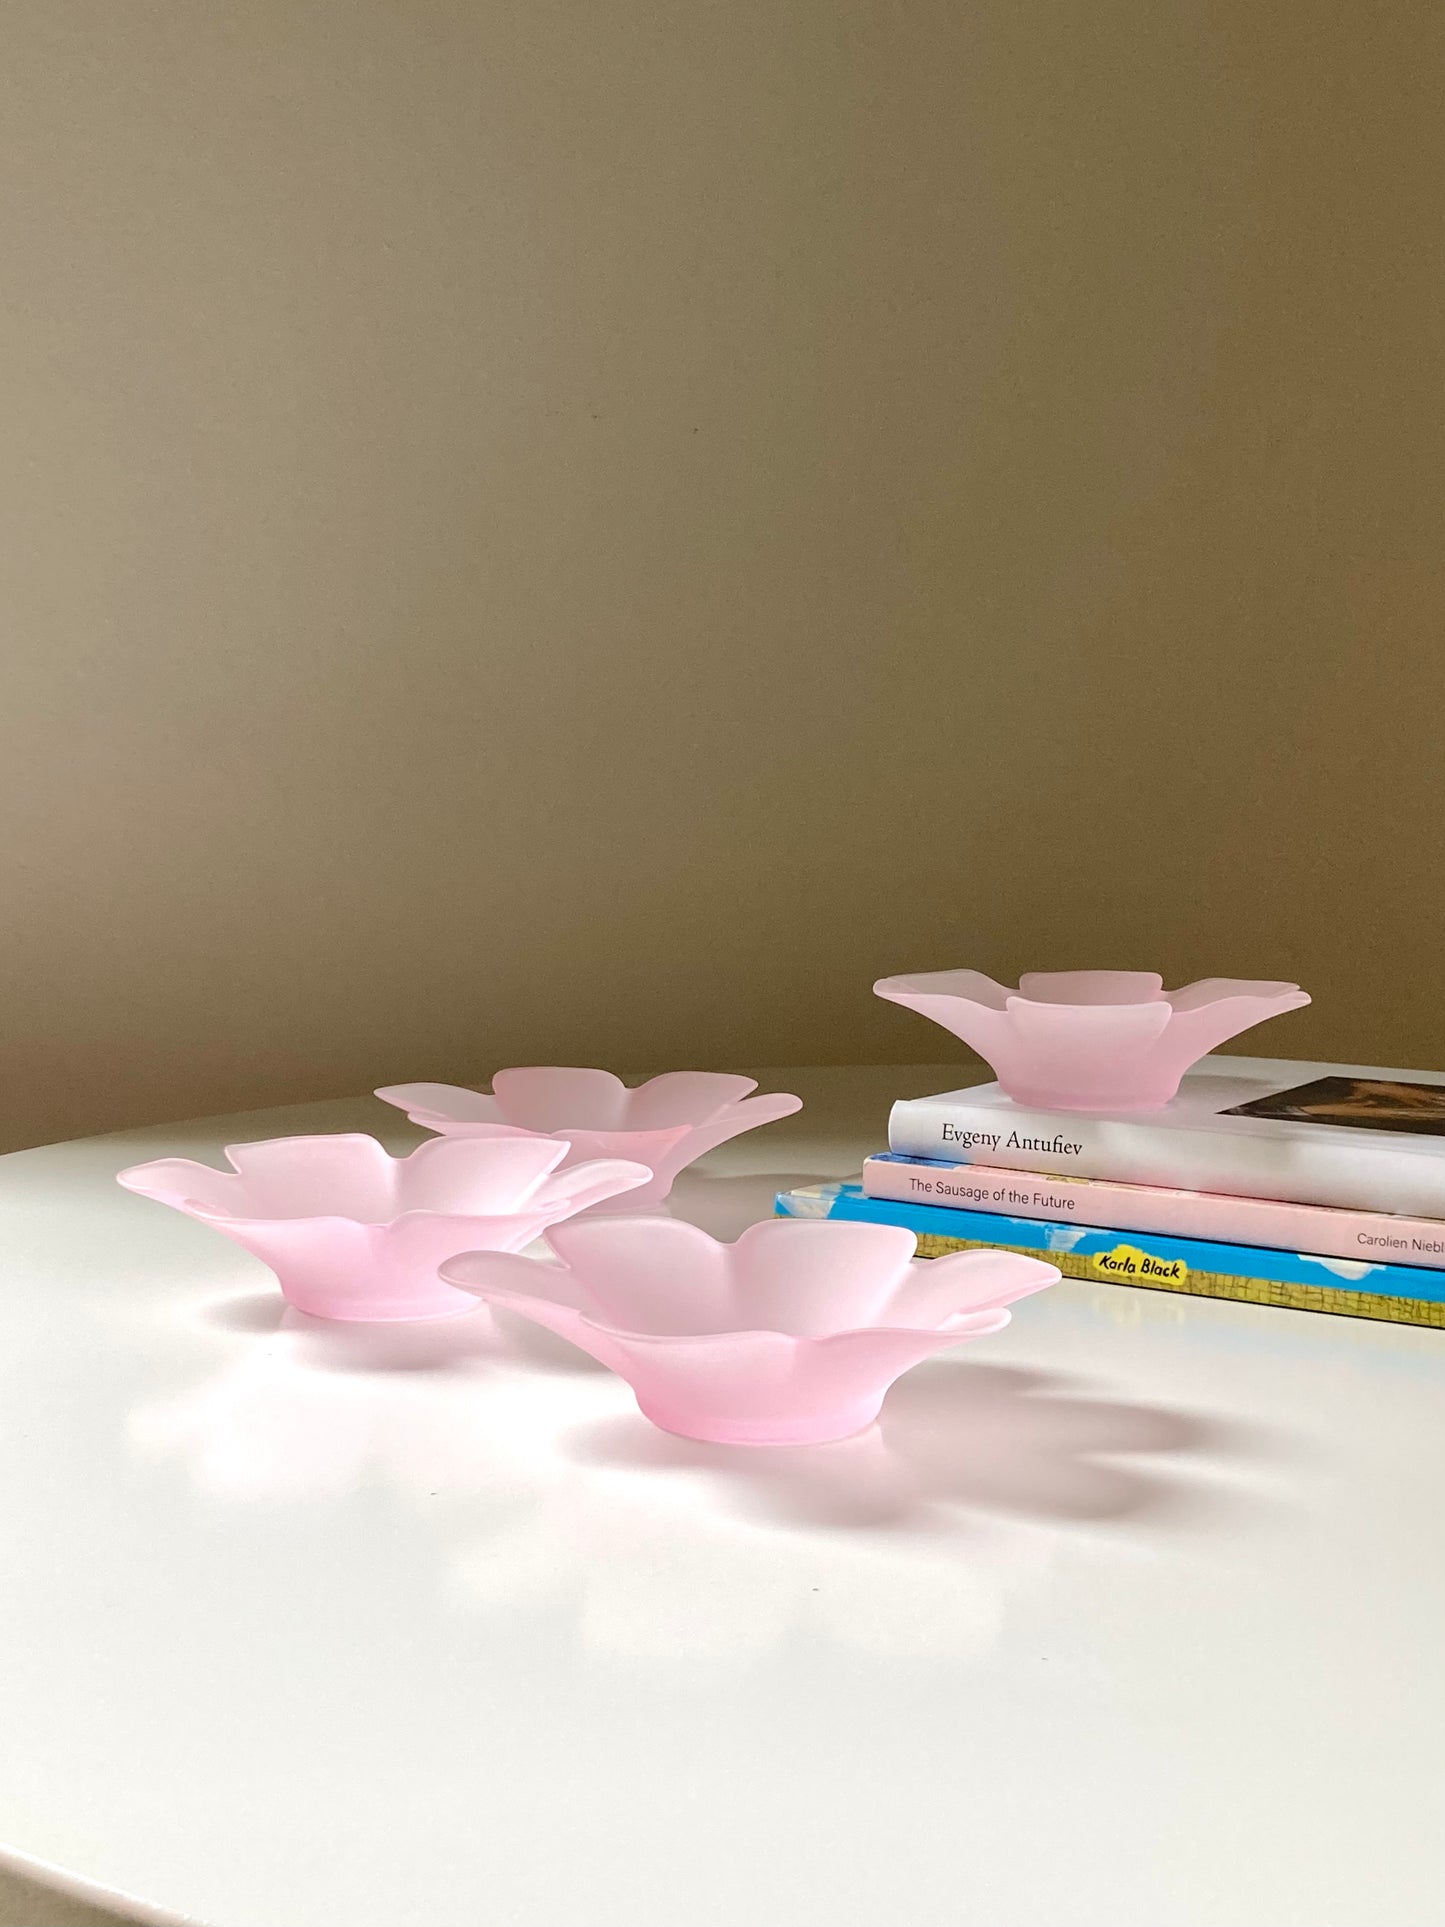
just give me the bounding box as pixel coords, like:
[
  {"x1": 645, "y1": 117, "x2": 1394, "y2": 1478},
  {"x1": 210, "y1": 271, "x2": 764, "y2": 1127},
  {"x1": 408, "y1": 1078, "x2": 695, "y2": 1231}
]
[
  {"x1": 874, "y1": 968, "x2": 1311, "y2": 1111},
  {"x1": 376, "y1": 1069, "x2": 803, "y2": 1209},
  {"x1": 440, "y1": 1217, "x2": 1058, "y2": 1445},
  {"x1": 116, "y1": 1134, "x2": 651, "y2": 1321}
]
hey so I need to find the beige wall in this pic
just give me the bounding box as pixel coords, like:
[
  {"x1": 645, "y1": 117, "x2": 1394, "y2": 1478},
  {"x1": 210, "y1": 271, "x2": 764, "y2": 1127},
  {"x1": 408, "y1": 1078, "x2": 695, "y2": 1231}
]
[{"x1": 1, "y1": 1, "x2": 1441, "y2": 1154}]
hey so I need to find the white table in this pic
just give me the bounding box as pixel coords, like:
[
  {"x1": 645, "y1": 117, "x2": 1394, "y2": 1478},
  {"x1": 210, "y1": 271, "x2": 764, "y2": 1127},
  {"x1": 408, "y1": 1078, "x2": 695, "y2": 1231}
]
[{"x1": 2, "y1": 1066, "x2": 1442, "y2": 1927}]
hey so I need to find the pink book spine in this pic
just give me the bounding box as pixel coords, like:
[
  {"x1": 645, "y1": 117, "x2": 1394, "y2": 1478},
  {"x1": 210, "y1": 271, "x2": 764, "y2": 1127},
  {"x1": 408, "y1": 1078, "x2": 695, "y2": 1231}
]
[{"x1": 861, "y1": 1158, "x2": 1445, "y2": 1273}]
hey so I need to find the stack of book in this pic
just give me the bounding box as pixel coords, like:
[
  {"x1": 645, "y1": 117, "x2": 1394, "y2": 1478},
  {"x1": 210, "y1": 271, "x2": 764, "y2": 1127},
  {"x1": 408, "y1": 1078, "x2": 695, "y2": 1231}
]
[{"x1": 775, "y1": 1056, "x2": 1445, "y2": 1327}]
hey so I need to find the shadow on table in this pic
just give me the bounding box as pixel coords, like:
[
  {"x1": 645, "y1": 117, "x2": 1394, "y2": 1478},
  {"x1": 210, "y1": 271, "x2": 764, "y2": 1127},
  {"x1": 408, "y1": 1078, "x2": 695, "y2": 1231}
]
[
  {"x1": 196, "y1": 1287, "x2": 503, "y2": 1371},
  {"x1": 200, "y1": 1288, "x2": 291, "y2": 1336},
  {"x1": 188, "y1": 1271, "x2": 1268, "y2": 1539},
  {"x1": 565, "y1": 1360, "x2": 1252, "y2": 1535}
]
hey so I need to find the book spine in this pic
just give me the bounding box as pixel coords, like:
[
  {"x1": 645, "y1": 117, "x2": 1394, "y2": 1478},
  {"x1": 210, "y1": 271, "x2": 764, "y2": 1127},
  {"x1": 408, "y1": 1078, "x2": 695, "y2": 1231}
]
[
  {"x1": 774, "y1": 1185, "x2": 1445, "y2": 1329},
  {"x1": 862, "y1": 1157, "x2": 1445, "y2": 1273},
  {"x1": 886, "y1": 1096, "x2": 1445, "y2": 1217}
]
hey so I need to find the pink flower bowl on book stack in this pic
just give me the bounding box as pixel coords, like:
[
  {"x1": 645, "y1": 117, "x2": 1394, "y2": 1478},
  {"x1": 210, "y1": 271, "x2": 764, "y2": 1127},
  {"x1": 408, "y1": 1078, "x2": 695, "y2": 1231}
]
[
  {"x1": 775, "y1": 956, "x2": 1445, "y2": 1332},
  {"x1": 376, "y1": 1068, "x2": 802, "y2": 1208},
  {"x1": 873, "y1": 968, "x2": 1311, "y2": 1111}
]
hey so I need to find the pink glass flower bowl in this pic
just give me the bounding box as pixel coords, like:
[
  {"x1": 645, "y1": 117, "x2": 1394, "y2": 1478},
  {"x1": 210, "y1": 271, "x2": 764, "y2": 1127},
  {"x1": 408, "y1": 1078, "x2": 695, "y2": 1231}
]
[
  {"x1": 874, "y1": 968, "x2": 1311, "y2": 1111},
  {"x1": 375, "y1": 1069, "x2": 803, "y2": 1210},
  {"x1": 116, "y1": 1134, "x2": 651, "y2": 1322},
  {"x1": 440, "y1": 1216, "x2": 1058, "y2": 1445}
]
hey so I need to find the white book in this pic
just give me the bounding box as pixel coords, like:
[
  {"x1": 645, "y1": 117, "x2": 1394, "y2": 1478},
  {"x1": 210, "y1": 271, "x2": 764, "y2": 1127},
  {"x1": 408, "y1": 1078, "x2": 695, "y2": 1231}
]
[{"x1": 887, "y1": 1055, "x2": 1445, "y2": 1217}]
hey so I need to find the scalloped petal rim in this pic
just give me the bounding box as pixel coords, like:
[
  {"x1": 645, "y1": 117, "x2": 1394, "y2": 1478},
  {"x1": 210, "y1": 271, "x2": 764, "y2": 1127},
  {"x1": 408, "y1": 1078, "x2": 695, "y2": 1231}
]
[
  {"x1": 375, "y1": 1070, "x2": 803, "y2": 1205},
  {"x1": 116, "y1": 1134, "x2": 652, "y2": 1322}
]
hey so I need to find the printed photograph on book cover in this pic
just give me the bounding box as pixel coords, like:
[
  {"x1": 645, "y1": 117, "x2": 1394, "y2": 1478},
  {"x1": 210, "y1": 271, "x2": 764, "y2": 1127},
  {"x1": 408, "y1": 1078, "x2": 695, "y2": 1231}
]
[{"x1": 1224, "y1": 1076, "x2": 1445, "y2": 1136}]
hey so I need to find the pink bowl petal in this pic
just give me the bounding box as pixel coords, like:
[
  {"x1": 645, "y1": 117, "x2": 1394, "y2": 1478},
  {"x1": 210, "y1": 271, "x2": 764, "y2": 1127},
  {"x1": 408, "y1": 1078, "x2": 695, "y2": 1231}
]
[
  {"x1": 531, "y1": 1127, "x2": 696, "y2": 1211},
  {"x1": 623, "y1": 1072, "x2": 760, "y2": 1128},
  {"x1": 544, "y1": 1216, "x2": 736, "y2": 1333},
  {"x1": 451, "y1": 1277, "x2": 636, "y2": 1375},
  {"x1": 219, "y1": 1134, "x2": 401, "y2": 1219},
  {"x1": 1158, "y1": 983, "x2": 1313, "y2": 1064},
  {"x1": 997, "y1": 996, "x2": 1173, "y2": 1108},
  {"x1": 529, "y1": 1159, "x2": 654, "y2": 1218},
  {"x1": 873, "y1": 972, "x2": 1014, "y2": 1058},
  {"x1": 373, "y1": 1083, "x2": 505, "y2": 1128},
  {"x1": 887, "y1": 1248, "x2": 1060, "y2": 1325},
  {"x1": 116, "y1": 1156, "x2": 248, "y2": 1216},
  {"x1": 1166, "y1": 976, "x2": 1304, "y2": 1013},
  {"x1": 799, "y1": 1312, "x2": 1012, "y2": 1403},
  {"x1": 726, "y1": 1217, "x2": 916, "y2": 1335},
  {"x1": 1018, "y1": 969, "x2": 1164, "y2": 1005},
  {"x1": 491, "y1": 1066, "x2": 632, "y2": 1131},
  {"x1": 390, "y1": 1133, "x2": 571, "y2": 1215},
  {"x1": 657, "y1": 1092, "x2": 805, "y2": 1168}
]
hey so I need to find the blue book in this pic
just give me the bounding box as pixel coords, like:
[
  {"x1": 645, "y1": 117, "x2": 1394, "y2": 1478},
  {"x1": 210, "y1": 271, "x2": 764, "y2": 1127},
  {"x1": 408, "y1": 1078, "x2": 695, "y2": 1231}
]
[{"x1": 774, "y1": 1181, "x2": 1445, "y2": 1328}]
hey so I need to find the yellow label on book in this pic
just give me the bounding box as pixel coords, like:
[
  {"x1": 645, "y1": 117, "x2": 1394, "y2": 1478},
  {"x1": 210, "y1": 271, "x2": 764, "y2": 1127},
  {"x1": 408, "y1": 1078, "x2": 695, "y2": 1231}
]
[{"x1": 1091, "y1": 1243, "x2": 1188, "y2": 1286}]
